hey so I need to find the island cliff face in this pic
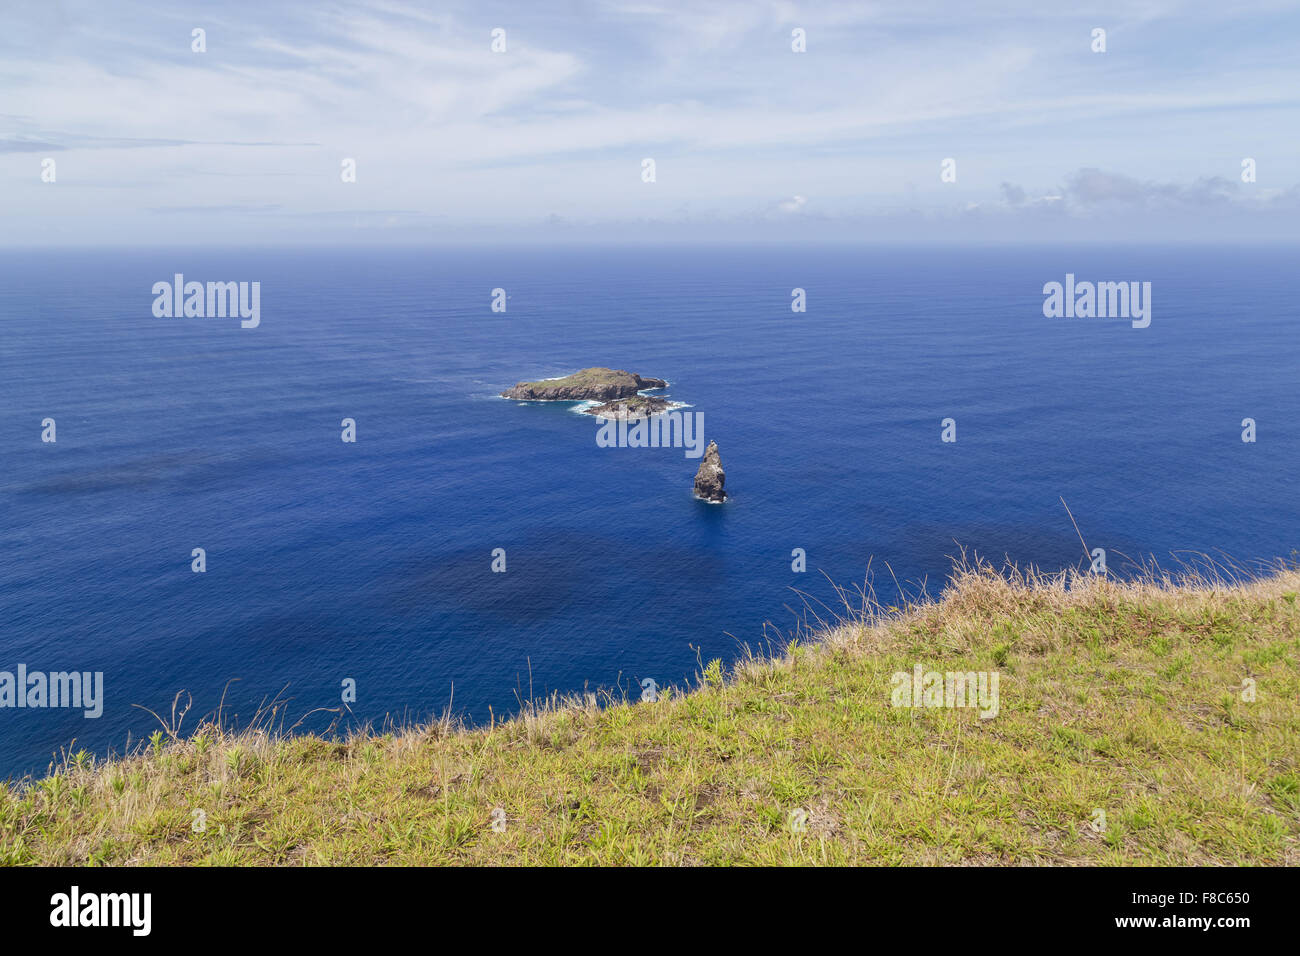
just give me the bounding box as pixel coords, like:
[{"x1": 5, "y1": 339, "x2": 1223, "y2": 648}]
[
  {"x1": 693, "y1": 441, "x2": 726, "y2": 502},
  {"x1": 502, "y1": 368, "x2": 667, "y2": 402}
]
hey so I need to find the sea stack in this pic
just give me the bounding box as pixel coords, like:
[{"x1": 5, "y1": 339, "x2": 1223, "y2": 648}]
[{"x1": 693, "y1": 441, "x2": 726, "y2": 502}]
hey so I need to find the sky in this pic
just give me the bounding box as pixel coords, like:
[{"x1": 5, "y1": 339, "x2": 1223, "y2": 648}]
[{"x1": 3, "y1": 0, "x2": 1299, "y2": 245}]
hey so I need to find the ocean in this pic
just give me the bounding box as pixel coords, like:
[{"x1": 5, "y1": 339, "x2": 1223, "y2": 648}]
[{"x1": 1, "y1": 243, "x2": 1296, "y2": 778}]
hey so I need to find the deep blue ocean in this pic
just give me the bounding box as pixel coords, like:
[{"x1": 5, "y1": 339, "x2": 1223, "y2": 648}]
[{"x1": 2, "y1": 243, "x2": 1296, "y2": 778}]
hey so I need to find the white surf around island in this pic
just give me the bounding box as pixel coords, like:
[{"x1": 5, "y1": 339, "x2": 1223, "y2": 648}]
[
  {"x1": 575, "y1": 398, "x2": 693, "y2": 419},
  {"x1": 500, "y1": 394, "x2": 690, "y2": 415},
  {"x1": 495, "y1": 380, "x2": 683, "y2": 416}
]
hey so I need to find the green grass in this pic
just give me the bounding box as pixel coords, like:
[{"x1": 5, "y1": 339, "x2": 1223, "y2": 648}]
[
  {"x1": 2, "y1": 560, "x2": 1297, "y2": 866},
  {"x1": 514, "y1": 367, "x2": 635, "y2": 390}
]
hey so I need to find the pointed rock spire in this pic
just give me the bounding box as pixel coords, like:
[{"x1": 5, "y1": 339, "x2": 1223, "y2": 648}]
[{"x1": 693, "y1": 440, "x2": 726, "y2": 502}]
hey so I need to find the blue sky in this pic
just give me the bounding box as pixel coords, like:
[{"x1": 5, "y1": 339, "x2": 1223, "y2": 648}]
[{"x1": 3, "y1": 0, "x2": 1299, "y2": 244}]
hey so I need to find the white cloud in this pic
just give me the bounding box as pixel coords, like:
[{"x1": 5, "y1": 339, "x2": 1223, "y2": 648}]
[{"x1": 2, "y1": 0, "x2": 1298, "y2": 242}]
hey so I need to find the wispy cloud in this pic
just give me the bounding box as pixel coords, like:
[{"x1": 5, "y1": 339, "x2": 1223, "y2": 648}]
[{"x1": 2, "y1": 0, "x2": 1298, "y2": 243}]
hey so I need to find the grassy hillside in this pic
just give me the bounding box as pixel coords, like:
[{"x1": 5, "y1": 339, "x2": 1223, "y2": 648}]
[{"x1": 3, "y1": 560, "x2": 1298, "y2": 866}]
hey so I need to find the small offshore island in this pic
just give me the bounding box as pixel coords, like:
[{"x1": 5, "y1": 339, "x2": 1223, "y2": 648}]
[
  {"x1": 501, "y1": 367, "x2": 671, "y2": 420},
  {"x1": 503, "y1": 367, "x2": 726, "y2": 497}
]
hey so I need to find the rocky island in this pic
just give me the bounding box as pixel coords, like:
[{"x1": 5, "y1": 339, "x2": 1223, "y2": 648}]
[
  {"x1": 501, "y1": 367, "x2": 667, "y2": 402},
  {"x1": 693, "y1": 441, "x2": 726, "y2": 502},
  {"x1": 504, "y1": 368, "x2": 726, "y2": 500},
  {"x1": 580, "y1": 394, "x2": 672, "y2": 420}
]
